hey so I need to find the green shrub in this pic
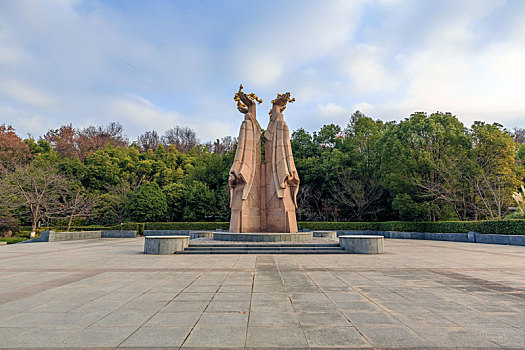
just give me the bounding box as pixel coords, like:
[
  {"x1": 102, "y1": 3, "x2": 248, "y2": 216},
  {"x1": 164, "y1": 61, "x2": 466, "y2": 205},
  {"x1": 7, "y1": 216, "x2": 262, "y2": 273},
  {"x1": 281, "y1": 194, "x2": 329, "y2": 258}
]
[
  {"x1": 299, "y1": 220, "x2": 524, "y2": 235},
  {"x1": 0, "y1": 237, "x2": 28, "y2": 244},
  {"x1": 0, "y1": 216, "x2": 20, "y2": 236},
  {"x1": 45, "y1": 219, "x2": 525, "y2": 236},
  {"x1": 142, "y1": 222, "x2": 229, "y2": 231},
  {"x1": 126, "y1": 182, "x2": 167, "y2": 222}
]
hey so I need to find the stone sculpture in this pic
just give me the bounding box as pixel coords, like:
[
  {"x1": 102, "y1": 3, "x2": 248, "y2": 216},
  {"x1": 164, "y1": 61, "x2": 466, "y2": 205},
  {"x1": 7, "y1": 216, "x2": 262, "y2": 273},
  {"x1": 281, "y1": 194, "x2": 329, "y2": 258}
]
[
  {"x1": 262, "y1": 93, "x2": 300, "y2": 233},
  {"x1": 228, "y1": 85, "x2": 263, "y2": 233},
  {"x1": 228, "y1": 85, "x2": 300, "y2": 233}
]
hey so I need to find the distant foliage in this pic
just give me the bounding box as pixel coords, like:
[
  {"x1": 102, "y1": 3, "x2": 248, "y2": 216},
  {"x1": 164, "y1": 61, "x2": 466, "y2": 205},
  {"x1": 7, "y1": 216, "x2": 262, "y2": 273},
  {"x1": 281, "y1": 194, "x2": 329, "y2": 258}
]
[
  {"x1": 126, "y1": 182, "x2": 168, "y2": 222},
  {"x1": 0, "y1": 113, "x2": 523, "y2": 227}
]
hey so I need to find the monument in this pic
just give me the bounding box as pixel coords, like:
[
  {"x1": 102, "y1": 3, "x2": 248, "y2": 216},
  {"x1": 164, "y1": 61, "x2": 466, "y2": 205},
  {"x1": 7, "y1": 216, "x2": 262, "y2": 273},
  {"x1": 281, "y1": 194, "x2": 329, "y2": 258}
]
[{"x1": 229, "y1": 85, "x2": 300, "y2": 233}]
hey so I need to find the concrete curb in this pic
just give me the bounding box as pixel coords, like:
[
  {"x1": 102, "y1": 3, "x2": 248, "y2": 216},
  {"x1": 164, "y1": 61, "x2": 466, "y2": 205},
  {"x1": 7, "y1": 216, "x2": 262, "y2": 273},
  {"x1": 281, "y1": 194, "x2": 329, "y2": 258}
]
[{"x1": 315, "y1": 230, "x2": 525, "y2": 246}]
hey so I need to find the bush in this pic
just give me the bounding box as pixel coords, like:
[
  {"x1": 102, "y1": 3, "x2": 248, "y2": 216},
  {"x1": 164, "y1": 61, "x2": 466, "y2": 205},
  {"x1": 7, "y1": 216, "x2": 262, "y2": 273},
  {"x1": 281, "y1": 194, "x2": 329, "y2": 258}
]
[
  {"x1": 126, "y1": 183, "x2": 168, "y2": 222},
  {"x1": 0, "y1": 237, "x2": 28, "y2": 244},
  {"x1": 0, "y1": 216, "x2": 20, "y2": 237},
  {"x1": 142, "y1": 222, "x2": 229, "y2": 231},
  {"x1": 46, "y1": 219, "x2": 525, "y2": 236},
  {"x1": 299, "y1": 220, "x2": 524, "y2": 235}
]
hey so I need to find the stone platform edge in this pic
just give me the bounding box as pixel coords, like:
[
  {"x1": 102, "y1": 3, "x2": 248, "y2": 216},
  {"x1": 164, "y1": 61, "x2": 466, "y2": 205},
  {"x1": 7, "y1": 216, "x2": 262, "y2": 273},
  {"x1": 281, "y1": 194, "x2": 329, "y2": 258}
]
[
  {"x1": 309, "y1": 230, "x2": 525, "y2": 246},
  {"x1": 24, "y1": 230, "x2": 137, "y2": 243},
  {"x1": 213, "y1": 232, "x2": 314, "y2": 242}
]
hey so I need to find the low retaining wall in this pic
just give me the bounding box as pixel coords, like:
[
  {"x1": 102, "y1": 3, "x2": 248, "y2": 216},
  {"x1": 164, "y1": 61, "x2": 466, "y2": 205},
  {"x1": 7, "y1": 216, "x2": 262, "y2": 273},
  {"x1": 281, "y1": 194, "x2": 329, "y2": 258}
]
[
  {"x1": 30, "y1": 230, "x2": 137, "y2": 242},
  {"x1": 144, "y1": 230, "x2": 214, "y2": 239},
  {"x1": 327, "y1": 230, "x2": 525, "y2": 246},
  {"x1": 101, "y1": 230, "x2": 137, "y2": 238}
]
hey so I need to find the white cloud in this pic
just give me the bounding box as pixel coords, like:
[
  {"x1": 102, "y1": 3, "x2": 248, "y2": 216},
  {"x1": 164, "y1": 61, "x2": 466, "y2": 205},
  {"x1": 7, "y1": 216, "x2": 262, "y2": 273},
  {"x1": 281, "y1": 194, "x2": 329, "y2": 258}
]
[
  {"x1": 341, "y1": 45, "x2": 400, "y2": 94},
  {"x1": 1, "y1": 0, "x2": 525, "y2": 144},
  {"x1": 108, "y1": 94, "x2": 234, "y2": 141},
  {"x1": 0, "y1": 80, "x2": 54, "y2": 108},
  {"x1": 0, "y1": 105, "x2": 51, "y2": 137}
]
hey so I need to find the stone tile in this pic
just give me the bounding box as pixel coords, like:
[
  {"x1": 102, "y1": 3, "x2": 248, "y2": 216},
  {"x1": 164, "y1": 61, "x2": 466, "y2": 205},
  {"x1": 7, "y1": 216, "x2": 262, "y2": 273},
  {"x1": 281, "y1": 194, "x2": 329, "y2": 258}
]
[
  {"x1": 303, "y1": 325, "x2": 370, "y2": 347},
  {"x1": 293, "y1": 299, "x2": 339, "y2": 312},
  {"x1": 343, "y1": 311, "x2": 402, "y2": 327},
  {"x1": 0, "y1": 326, "x2": 28, "y2": 342},
  {"x1": 175, "y1": 292, "x2": 215, "y2": 301},
  {"x1": 143, "y1": 311, "x2": 201, "y2": 327},
  {"x1": 184, "y1": 284, "x2": 219, "y2": 293},
  {"x1": 334, "y1": 300, "x2": 382, "y2": 312},
  {"x1": 59, "y1": 326, "x2": 138, "y2": 347},
  {"x1": 0, "y1": 326, "x2": 82, "y2": 348},
  {"x1": 253, "y1": 283, "x2": 287, "y2": 292},
  {"x1": 246, "y1": 326, "x2": 308, "y2": 347},
  {"x1": 357, "y1": 325, "x2": 434, "y2": 347},
  {"x1": 119, "y1": 326, "x2": 190, "y2": 347},
  {"x1": 94, "y1": 309, "x2": 156, "y2": 326},
  {"x1": 478, "y1": 326, "x2": 525, "y2": 347},
  {"x1": 248, "y1": 311, "x2": 300, "y2": 327},
  {"x1": 197, "y1": 311, "x2": 248, "y2": 327},
  {"x1": 182, "y1": 326, "x2": 246, "y2": 348},
  {"x1": 413, "y1": 326, "x2": 501, "y2": 347},
  {"x1": 218, "y1": 284, "x2": 253, "y2": 293},
  {"x1": 298, "y1": 311, "x2": 351, "y2": 326},
  {"x1": 212, "y1": 292, "x2": 252, "y2": 300},
  {"x1": 289, "y1": 292, "x2": 330, "y2": 301},
  {"x1": 206, "y1": 300, "x2": 250, "y2": 312},
  {"x1": 160, "y1": 300, "x2": 208, "y2": 313},
  {"x1": 251, "y1": 291, "x2": 289, "y2": 301},
  {"x1": 251, "y1": 299, "x2": 295, "y2": 312}
]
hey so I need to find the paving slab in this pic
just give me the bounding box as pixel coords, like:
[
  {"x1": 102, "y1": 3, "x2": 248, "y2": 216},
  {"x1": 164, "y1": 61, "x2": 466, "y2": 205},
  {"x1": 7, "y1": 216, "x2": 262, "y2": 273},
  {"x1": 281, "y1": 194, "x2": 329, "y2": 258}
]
[{"x1": 0, "y1": 237, "x2": 524, "y2": 349}]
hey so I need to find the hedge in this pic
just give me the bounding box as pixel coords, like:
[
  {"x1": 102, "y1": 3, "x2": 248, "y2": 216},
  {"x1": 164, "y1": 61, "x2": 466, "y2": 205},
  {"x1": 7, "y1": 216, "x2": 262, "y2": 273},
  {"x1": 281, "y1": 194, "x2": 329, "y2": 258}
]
[
  {"x1": 0, "y1": 237, "x2": 28, "y2": 244},
  {"x1": 37, "y1": 219, "x2": 525, "y2": 236},
  {"x1": 298, "y1": 220, "x2": 525, "y2": 235}
]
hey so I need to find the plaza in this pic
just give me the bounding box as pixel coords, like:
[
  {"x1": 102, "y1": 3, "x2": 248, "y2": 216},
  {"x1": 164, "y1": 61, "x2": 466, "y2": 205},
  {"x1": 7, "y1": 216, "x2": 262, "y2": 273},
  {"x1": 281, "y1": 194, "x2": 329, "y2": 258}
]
[{"x1": 0, "y1": 237, "x2": 524, "y2": 349}]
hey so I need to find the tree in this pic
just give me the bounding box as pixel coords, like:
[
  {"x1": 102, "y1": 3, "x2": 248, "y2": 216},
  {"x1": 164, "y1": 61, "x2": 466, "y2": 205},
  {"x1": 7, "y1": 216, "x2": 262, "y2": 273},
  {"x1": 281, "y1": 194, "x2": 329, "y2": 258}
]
[
  {"x1": 332, "y1": 169, "x2": 384, "y2": 221},
  {"x1": 210, "y1": 136, "x2": 237, "y2": 154},
  {"x1": 161, "y1": 126, "x2": 198, "y2": 153},
  {"x1": 379, "y1": 112, "x2": 471, "y2": 221},
  {"x1": 126, "y1": 182, "x2": 167, "y2": 222},
  {"x1": 137, "y1": 130, "x2": 160, "y2": 152},
  {"x1": 56, "y1": 185, "x2": 98, "y2": 231},
  {"x1": 93, "y1": 183, "x2": 132, "y2": 225},
  {"x1": 0, "y1": 163, "x2": 67, "y2": 236},
  {"x1": 0, "y1": 124, "x2": 30, "y2": 171},
  {"x1": 469, "y1": 122, "x2": 523, "y2": 219},
  {"x1": 163, "y1": 180, "x2": 215, "y2": 221},
  {"x1": 511, "y1": 127, "x2": 525, "y2": 144},
  {"x1": 44, "y1": 122, "x2": 128, "y2": 160}
]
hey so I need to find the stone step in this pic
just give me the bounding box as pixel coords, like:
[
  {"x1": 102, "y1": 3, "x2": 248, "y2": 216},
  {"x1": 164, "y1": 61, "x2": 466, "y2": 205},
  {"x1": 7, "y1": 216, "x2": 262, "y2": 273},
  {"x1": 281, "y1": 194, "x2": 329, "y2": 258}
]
[
  {"x1": 185, "y1": 246, "x2": 344, "y2": 251},
  {"x1": 177, "y1": 249, "x2": 348, "y2": 254},
  {"x1": 188, "y1": 243, "x2": 340, "y2": 248}
]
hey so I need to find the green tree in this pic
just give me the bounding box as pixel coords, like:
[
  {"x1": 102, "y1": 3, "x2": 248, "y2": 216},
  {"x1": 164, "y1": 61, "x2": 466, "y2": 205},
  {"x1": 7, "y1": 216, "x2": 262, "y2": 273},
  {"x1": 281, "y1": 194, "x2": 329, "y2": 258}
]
[
  {"x1": 379, "y1": 112, "x2": 471, "y2": 221},
  {"x1": 126, "y1": 182, "x2": 167, "y2": 222}
]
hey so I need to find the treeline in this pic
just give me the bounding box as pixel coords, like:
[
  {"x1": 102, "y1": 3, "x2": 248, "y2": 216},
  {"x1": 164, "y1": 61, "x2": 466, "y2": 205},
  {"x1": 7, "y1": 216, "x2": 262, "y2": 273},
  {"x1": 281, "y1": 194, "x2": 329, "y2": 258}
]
[{"x1": 0, "y1": 111, "x2": 524, "y2": 234}]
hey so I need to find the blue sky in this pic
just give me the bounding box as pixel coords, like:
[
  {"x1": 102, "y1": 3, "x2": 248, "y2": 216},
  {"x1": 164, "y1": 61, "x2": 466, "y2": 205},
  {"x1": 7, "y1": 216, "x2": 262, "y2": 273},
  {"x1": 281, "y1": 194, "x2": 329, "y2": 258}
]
[{"x1": 1, "y1": 0, "x2": 525, "y2": 142}]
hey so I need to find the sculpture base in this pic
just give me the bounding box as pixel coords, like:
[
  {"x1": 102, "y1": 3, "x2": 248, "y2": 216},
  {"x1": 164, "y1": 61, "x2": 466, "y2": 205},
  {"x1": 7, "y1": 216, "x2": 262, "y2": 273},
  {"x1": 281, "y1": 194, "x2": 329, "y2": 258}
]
[{"x1": 213, "y1": 232, "x2": 313, "y2": 242}]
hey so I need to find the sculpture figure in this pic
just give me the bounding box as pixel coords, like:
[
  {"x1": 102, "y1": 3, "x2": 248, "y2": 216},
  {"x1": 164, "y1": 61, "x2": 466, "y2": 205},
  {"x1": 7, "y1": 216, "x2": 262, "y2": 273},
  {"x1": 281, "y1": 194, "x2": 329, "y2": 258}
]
[
  {"x1": 229, "y1": 85, "x2": 300, "y2": 233},
  {"x1": 263, "y1": 92, "x2": 300, "y2": 233},
  {"x1": 228, "y1": 85, "x2": 263, "y2": 233}
]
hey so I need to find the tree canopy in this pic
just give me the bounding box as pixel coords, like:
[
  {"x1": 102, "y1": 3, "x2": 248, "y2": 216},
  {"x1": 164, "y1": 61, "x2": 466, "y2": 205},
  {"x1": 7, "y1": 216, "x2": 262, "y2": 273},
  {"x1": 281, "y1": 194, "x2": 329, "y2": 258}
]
[{"x1": 0, "y1": 115, "x2": 523, "y2": 230}]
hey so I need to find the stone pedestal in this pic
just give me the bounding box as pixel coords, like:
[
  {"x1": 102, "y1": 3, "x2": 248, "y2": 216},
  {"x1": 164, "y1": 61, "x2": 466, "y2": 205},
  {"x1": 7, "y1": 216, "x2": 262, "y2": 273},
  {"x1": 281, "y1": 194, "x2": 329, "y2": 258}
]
[
  {"x1": 144, "y1": 236, "x2": 190, "y2": 254},
  {"x1": 339, "y1": 235, "x2": 384, "y2": 254},
  {"x1": 312, "y1": 231, "x2": 338, "y2": 239}
]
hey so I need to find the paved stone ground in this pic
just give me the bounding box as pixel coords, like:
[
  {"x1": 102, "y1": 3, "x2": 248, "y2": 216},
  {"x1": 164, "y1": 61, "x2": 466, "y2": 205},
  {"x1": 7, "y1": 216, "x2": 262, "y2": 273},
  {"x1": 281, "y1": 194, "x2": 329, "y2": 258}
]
[{"x1": 0, "y1": 238, "x2": 524, "y2": 349}]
